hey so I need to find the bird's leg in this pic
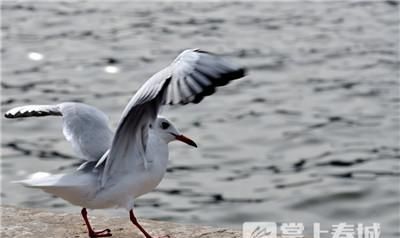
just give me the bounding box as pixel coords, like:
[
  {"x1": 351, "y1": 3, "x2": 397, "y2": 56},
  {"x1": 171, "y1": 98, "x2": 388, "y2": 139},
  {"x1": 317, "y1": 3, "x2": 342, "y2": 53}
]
[
  {"x1": 129, "y1": 209, "x2": 171, "y2": 238},
  {"x1": 81, "y1": 208, "x2": 112, "y2": 238}
]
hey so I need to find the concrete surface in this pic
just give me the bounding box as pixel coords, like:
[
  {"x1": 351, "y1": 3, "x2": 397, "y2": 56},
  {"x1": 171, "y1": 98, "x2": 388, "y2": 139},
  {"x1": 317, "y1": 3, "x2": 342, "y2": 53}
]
[{"x1": 0, "y1": 206, "x2": 241, "y2": 238}]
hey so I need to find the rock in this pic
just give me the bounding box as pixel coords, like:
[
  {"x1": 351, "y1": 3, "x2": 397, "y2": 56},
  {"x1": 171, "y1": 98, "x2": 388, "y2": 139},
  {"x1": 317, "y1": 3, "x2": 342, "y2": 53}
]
[{"x1": 0, "y1": 206, "x2": 241, "y2": 238}]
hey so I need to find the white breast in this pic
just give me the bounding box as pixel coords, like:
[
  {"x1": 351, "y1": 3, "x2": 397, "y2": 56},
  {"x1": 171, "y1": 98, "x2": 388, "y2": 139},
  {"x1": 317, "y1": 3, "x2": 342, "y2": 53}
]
[{"x1": 88, "y1": 131, "x2": 169, "y2": 209}]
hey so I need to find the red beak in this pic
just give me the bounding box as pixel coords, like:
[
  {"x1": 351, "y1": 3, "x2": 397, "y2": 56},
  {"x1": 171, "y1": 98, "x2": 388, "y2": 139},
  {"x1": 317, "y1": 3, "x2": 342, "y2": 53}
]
[{"x1": 174, "y1": 134, "x2": 197, "y2": 148}]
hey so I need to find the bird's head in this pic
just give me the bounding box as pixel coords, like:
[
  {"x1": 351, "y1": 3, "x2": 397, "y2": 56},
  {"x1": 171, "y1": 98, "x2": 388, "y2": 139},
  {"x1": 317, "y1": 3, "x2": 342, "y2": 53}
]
[{"x1": 152, "y1": 117, "x2": 197, "y2": 148}]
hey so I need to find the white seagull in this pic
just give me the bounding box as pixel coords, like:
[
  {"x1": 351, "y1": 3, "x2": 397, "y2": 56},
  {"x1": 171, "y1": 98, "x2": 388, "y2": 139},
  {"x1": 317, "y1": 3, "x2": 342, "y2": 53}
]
[{"x1": 5, "y1": 49, "x2": 246, "y2": 238}]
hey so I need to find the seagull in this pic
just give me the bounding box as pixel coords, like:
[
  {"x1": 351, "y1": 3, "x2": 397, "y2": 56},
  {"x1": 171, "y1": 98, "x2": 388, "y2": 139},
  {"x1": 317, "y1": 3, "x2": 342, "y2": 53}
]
[{"x1": 4, "y1": 49, "x2": 246, "y2": 238}]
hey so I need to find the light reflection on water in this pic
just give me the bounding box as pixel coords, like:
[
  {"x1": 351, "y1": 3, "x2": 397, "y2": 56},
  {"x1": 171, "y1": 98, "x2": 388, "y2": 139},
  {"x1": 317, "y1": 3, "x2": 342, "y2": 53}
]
[{"x1": 28, "y1": 52, "x2": 44, "y2": 61}]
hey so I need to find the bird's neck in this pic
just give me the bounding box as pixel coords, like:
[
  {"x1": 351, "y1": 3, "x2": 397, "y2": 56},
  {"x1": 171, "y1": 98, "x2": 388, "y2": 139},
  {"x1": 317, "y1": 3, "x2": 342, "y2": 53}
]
[
  {"x1": 149, "y1": 128, "x2": 174, "y2": 144},
  {"x1": 147, "y1": 129, "x2": 169, "y2": 152}
]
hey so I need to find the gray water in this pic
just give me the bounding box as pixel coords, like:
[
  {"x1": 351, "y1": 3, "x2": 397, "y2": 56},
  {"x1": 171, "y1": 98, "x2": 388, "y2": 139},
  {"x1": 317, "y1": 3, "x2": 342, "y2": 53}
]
[{"x1": 1, "y1": 1, "x2": 399, "y2": 237}]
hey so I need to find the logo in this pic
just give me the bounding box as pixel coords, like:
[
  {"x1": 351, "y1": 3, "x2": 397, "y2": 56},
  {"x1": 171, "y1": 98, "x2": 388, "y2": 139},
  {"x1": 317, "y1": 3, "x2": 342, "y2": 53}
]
[{"x1": 243, "y1": 222, "x2": 277, "y2": 238}]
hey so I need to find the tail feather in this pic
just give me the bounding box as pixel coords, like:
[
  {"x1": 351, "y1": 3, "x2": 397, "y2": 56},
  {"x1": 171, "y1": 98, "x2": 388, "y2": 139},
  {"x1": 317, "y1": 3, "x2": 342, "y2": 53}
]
[
  {"x1": 15, "y1": 172, "x2": 90, "y2": 188},
  {"x1": 14, "y1": 172, "x2": 97, "y2": 208}
]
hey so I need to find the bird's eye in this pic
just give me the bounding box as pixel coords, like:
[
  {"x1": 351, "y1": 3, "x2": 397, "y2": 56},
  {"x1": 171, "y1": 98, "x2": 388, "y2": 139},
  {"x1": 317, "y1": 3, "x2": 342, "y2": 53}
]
[{"x1": 161, "y1": 122, "x2": 170, "y2": 130}]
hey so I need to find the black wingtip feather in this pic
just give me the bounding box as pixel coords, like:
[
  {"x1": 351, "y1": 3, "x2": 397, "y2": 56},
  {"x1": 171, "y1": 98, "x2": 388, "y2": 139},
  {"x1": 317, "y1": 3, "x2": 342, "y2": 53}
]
[
  {"x1": 230, "y1": 67, "x2": 247, "y2": 79},
  {"x1": 194, "y1": 49, "x2": 214, "y2": 55},
  {"x1": 4, "y1": 110, "x2": 62, "y2": 118},
  {"x1": 192, "y1": 96, "x2": 204, "y2": 104},
  {"x1": 211, "y1": 67, "x2": 246, "y2": 87}
]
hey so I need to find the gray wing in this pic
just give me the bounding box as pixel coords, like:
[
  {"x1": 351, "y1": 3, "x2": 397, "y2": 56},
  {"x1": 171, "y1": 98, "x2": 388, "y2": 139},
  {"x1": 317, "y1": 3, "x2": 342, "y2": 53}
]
[
  {"x1": 165, "y1": 49, "x2": 246, "y2": 105},
  {"x1": 5, "y1": 102, "x2": 113, "y2": 162},
  {"x1": 101, "y1": 49, "x2": 246, "y2": 185}
]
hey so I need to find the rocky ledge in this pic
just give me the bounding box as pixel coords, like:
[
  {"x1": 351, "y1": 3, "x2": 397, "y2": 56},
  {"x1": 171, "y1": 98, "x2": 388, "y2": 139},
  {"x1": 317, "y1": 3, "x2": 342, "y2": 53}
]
[{"x1": 1, "y1": 206, "x2": 241, "y2": 238}]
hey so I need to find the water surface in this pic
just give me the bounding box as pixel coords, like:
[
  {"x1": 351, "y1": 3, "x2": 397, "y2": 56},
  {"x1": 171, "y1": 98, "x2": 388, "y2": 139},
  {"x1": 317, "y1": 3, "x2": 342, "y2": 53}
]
[{"x1": 1, "y1": 2, "x2": 399, "y2": 237}]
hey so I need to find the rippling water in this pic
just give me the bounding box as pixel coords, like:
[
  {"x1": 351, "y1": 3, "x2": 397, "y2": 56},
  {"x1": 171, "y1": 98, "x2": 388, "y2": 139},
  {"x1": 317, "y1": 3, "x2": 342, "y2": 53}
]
[{"x1": 1, "y1": 2, "x2": 399, "y2": 237}]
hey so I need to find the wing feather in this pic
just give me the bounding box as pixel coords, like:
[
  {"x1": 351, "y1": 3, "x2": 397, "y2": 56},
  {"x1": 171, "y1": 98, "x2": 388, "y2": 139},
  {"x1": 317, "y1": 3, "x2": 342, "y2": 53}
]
[
  {"x1": 5, "y1": 102, "x2": 113, "y2": 162},
  {"x1": 5, "y1": 105, "x2": 62, "y2": 118},
  {"x1": 101, "y1": 49, "x2": 246, "y2": 186}
]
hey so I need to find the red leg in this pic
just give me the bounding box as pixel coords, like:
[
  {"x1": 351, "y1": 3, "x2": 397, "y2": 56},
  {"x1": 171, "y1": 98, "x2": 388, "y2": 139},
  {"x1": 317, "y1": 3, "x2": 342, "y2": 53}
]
[
  {"x1": 81, "y1": 208, "x2": 112, "y2": 238},
  {"x1": 129, "y1": 209, "x2": 170, "y2": 238}
]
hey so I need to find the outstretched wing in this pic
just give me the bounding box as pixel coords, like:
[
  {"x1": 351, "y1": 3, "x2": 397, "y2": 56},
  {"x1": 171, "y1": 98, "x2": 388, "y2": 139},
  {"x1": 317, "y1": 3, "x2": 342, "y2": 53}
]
[
  {"x1": 101, "y1": 49, "x2": 246, "y2": 185},
  {"x1": 5, "y1": 105, "x2": 62, "y2": 118},
  {"x1": 5, "y1": 102, "x2": 113, "y2": 162}
]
